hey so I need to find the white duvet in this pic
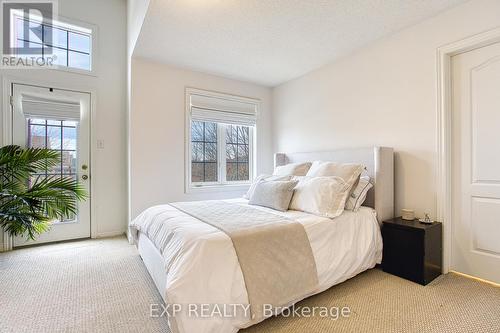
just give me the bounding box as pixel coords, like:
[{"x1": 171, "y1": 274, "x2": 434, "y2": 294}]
[{"x1": 131, "y1": 199, "x2": 383, "y2": 333}]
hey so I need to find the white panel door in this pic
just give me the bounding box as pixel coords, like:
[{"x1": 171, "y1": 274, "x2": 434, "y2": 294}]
[
  {"x1": 451, "y1": 42, "x2": 500, "y2": 284},
  {"x1": 11, "y1": 84, "x2": 91, "y2": 246}
]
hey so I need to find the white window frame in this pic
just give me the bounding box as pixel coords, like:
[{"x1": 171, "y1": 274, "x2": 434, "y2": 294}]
[
  {"x1": 185, "y1": 88, "x2": 259, "y2": 193},
  {"x1": 9, "y1": 10, "x2": 98, "y2": 76}
]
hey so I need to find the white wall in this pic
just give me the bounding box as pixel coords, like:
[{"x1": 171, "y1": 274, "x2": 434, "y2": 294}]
[
  {"x1": 0, "y1": 0, "x2": 128, "y2": 246},
  {"x1": 127, "y1": 0, "x2": 151, "y2": 229},
  {"x1": 130, "y1": 58, "x2": 273, "y2": 218},
  {"x1": 127, "y1": 0, "x2": 150, "y2": 58},
  {"x1": 272, "y1": 0, "x2": 500, "y2": 219}
]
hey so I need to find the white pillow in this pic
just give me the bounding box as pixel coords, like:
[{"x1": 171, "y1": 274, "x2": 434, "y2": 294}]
[
  {"x1": 289, "y1": 176, "x2": 351, "y2": 218},
  {"x1": 345, "y1": 176, "x2": 373, "y2": 211},
  {"x1": 243, "y1": 174, "x2": 292, "y2": 199},
  {"x1": 248, "y1": 180, "x2": 299, "y2": 212},
  {"x1": 306, "y1": 161, "x2": 365, "y2": 189},
  {"x1": 273, "y1": 162, "x2": 312, "y2": 177}
]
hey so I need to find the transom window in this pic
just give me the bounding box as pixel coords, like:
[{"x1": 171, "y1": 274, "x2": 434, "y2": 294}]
[
  {"x1": 12, "y1": 12, "x2": 93, "y2": 72},
  {"x1": 186, "y1": 89, "x2": 258, "y2": 191}
]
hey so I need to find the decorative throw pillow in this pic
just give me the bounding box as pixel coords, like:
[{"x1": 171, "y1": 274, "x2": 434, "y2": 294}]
[
  {"x1": 248, "y1": 180, "x2": 299, "y2": 212},
  {"x1": 345, "y1": 176, "x2": 373, "y2": 211},
  {"x1": 243, "y1": 174, "x2": 292, "y2": 199},
  {"x1": 273, "y1": 162, "x2": 312, "y2": 177},
  {"x1": 289, "y1": 176, "x2": 351, "y2": 218},
  {"x1": 306, "y1": 161, "x2": 365, "y2": 189}
]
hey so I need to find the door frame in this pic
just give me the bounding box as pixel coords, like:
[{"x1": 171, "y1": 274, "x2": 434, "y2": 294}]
[
  {"x1": 1, "y1": 75, "x2": 98, "y2": 251},
  {"x1": 437, "y1": 26, "x2": 500, "y2": 274}
]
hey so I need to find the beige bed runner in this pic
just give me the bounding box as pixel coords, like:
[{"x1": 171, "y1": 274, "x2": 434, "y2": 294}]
[{"x1": 170, "y1": 200, "x2": 319, "y2": 322}]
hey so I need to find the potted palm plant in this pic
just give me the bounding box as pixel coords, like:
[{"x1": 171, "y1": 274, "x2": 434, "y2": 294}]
[{"x1": 0, "y1": 145, "x2": 87, "y2": 240}]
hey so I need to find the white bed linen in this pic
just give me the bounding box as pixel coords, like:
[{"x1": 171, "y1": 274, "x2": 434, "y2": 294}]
[{"x1": 132, "y1": 199, "x2": 382, "y2": 333}]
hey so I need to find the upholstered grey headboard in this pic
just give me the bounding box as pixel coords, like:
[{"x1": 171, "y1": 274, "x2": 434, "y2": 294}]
[{"x1": 274, "y1": 147, "x2": 394, "y2": 222}]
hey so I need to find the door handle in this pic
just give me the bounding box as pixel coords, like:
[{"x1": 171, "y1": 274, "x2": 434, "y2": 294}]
[{"x1": 82, "y1": 175, "x2": 89, "y2": 180}]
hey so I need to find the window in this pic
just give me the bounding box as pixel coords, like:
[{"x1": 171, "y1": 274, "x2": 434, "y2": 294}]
[
  {"x1": 11, "y1": 11, "x2": 93, "y2": 72},
  {"x1": 191, "y1": 121, "x2": 218, "y2": 183},
  {"x1": 225, "y1": 125, "x2": 250, "y2": 181},
  {"x1": 186, "y1": 89, "x2": 259, "y2": 191}
]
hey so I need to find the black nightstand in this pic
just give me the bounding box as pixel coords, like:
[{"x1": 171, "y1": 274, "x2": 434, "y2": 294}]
[{"x1": 382, "y1": 217, "x2": 442, "y2": 285}]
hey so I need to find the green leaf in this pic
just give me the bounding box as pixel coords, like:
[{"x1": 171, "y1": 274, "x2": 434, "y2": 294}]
[{"x1": 0, "y1": 145, "x2": 88, "y2": 240}]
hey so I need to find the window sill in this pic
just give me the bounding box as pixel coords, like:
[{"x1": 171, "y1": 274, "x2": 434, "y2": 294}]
[
  {"x1": 46, "y1": 64, "x2": 97, "y2": 77},
  {"x1": 186, "y1": 183, "x2": 250, "y2": 194}
]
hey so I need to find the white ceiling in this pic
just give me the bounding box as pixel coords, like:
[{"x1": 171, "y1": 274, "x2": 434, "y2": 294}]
[{"x1": 134, "y1": 0, "x2": 467, "y2": 87}]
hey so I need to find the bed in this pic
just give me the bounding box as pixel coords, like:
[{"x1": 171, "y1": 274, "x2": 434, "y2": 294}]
[{"x1": 131, "y1": 147, "x2": 394, "y2": 333}]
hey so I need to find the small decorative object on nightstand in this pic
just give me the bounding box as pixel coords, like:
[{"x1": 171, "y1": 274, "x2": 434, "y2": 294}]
[
  {"x1": 401, "y1": 209, "x2": 415, "y2": 220},
  {"x1": 382, "y1": 217, "x2": 442, "y2": 285},
  {"x1": 419, "y1": 213, "x2": 433, "y2": 224}
]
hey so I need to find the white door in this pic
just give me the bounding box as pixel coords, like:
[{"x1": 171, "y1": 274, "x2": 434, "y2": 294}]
[
  {"x1": 11, "y1": 83, "x2": 91, "y2": 246},
  {"x1": 451, "y1": 42, "x2": 500, "y2": 284}
]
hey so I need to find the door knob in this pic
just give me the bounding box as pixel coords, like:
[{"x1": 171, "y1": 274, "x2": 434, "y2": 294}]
[
  {"x1": 82, "y1": 164, "x2": 88, "y2": 170},
  {"x1": 82, "y1": 175, "x2": 89, "y2": 180}
]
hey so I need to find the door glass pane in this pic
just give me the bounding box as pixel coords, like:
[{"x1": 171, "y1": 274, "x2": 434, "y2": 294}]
[
  {"x1": 63, "y1": 126, "x2": 77, "y2": 150},
  {"x1": 46, "y1": 126, "x2": 61, "y2": 149},
  {"x1": 62, "y1": 151, "x2": 77, "y2": 175},
  {"x1": 30, "y1": 118, "x2": 45, "y2": 125},
  {"x1": 63, "y1": 120, "x2": 78, "y2": 127},
  {"x1": 47, "y1": 119, "x2": 61, "y2": 126},
  {"x1": 29, "y1": 124, "x2": 46, "y2": 148},
  {"x1": 29, "y1": 175, "x2": 43, "y2": 188},
  {"x1": 26, "y1": 117, "x2": 79, "y2": 223},
  {"x1": 47, "y1": 150, "x2": 62, "y2": 175}
]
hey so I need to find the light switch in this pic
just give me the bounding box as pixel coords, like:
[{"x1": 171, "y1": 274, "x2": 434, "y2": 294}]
[{"x1": 97, "y1": 139, "x2": 104, "y2": 149}]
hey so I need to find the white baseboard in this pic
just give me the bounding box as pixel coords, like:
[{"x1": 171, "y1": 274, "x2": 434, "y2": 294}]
[{"x1": 95, "y1": 230, "x2": 126, "y2": 238}]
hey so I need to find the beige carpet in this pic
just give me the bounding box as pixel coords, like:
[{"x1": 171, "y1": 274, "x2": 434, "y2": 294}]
[{"x1": 1, "y1": 237, "x2": 499, "y2": 333}]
